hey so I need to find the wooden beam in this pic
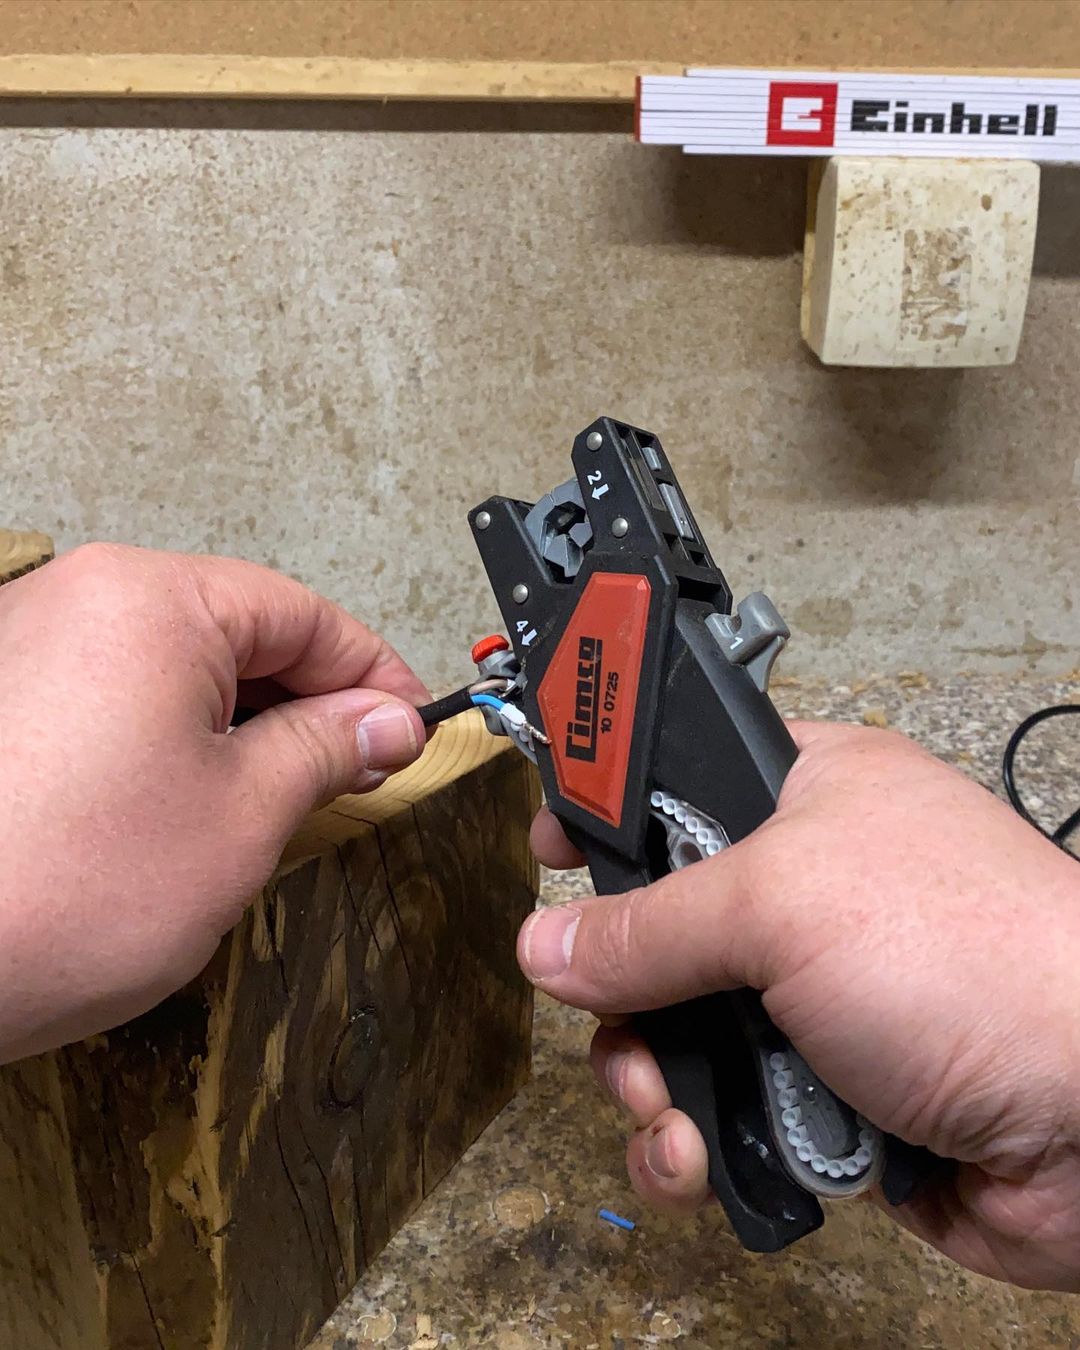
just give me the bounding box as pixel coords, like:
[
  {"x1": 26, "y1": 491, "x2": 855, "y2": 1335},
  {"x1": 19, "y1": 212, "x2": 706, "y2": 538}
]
[
  {"x1": 0, "y1": 53, "x2": 672, "y2": 101},
  {"x1": 3, "y1": 54, "x2": 1078, "y2": 104},
  {"x1": 0, "y1": 712, "x2": 540, "y2": 1350},
  {"x1": 0, "y1": 528, "x2": 53, "y2": 584}
]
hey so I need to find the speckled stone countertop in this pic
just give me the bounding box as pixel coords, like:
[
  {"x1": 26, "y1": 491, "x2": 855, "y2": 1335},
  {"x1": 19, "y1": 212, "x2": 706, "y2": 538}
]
[{"x1": 313, "y1": 673, "x2": 1079, "y2": 1350}]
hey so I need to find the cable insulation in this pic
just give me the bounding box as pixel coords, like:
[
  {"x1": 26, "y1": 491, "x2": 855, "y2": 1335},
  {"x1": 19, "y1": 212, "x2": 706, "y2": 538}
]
[{"x1": 1002, "y1": 703, "x2": 1080, "y2": 851}]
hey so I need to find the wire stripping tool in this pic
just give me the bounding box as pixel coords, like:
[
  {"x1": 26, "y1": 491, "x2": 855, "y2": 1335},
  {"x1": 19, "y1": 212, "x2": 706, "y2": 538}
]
[{"x1": 420, "y1": 415, "x2": 943, "y2": 1252}]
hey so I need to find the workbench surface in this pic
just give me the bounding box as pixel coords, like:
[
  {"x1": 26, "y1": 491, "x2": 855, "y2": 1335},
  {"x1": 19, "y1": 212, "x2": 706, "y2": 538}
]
[{"x1": 314, "y1": 672, "x2": 1079, "y2": 1350}]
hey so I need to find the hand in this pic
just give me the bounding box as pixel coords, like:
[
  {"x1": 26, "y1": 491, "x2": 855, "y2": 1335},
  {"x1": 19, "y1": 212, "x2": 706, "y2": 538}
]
[
  {"x1": 0, "y1": 544, "x2": 429, "y2": 1063},
  {"x1": 522, "y1": 721, "x2": 1080, "y2": 1290}
]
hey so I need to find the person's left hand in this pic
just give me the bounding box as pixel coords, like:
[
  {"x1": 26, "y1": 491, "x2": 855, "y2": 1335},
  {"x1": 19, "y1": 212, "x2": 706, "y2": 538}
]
[{"x1": 0, "y1": 543, "x2": 430, "y2": 1063}]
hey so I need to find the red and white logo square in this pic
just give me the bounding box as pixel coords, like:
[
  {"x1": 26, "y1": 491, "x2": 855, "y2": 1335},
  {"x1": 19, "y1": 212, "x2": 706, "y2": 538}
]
[{"x1": 767, "y1": 81, "x2": 839, "y2": 147}]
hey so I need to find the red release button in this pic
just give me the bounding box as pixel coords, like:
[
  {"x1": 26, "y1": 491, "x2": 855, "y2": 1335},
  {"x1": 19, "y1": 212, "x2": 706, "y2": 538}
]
[{"x1": 471, "y1": 634, "x2": 510, "y2": 665}]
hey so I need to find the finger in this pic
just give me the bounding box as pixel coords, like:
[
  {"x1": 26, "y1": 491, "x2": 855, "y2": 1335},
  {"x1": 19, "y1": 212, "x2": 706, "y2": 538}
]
[
  {"x1": 516, "y1": 843, "x2": 779, "y2": 1014},
  {"x1": 626, "y1": 1108, "x2": 710, "y2": 1214},
  {"x1": 590, "y1": 1023, "x2": 671, "y2": 1127},
  {"x1": 530, "y1": 806, "x2": 587, "y2": 870},
  {"x1": 184, "y1": 554, "x2": 431, "y2": 706},
  {"x1": 229, "y1": 688, "x2": 425, "y2": 829}
]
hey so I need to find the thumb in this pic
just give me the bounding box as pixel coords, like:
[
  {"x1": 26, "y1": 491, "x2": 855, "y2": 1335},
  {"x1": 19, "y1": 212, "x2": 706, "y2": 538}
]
[
  {"x1": 517, "y1": 841, "x2": 782, "y2": 1015},
  {"x1": 229, "y1": 688, "x2": 425, "y2": 830}
]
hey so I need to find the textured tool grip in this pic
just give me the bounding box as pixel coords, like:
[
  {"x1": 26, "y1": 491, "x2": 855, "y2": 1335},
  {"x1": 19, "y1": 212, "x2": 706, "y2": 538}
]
[{"x1": 636, "y1": 995, "x2": 825, "y2": 1251}]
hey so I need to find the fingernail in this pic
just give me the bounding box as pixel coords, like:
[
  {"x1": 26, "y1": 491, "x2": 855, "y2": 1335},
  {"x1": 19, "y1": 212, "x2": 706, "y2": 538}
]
[
  {"x1": 520, "y1": 905, "x2": 581, "y2": 981},
  {"x1": 645, "y1": 1125, "x2": 679, "y2": 1180},
  {"x1": 605, "y1": 1051, "x2": 630, "y2": 1101},
  {"x1": 356, "y1": 704, "x2": 418, "y2": 770}
]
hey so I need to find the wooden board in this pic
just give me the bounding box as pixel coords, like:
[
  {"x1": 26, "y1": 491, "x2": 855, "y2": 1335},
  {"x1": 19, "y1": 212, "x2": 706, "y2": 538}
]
[
  {"x1": 4, "y1": 0, "x2": 1080, "y2": 66},
  {"x1": 0, "y1": 712, "x2": 541, "y2": 1350},
  {"x1": 0, "y1": 53, "x2": 670, "y2": 100},
  {"x1": 2, "y1": 1, "x2": 1080, "y2": 101},
  {"x1": 0, "y1": 528, "x2": 53, "y2": 583}
]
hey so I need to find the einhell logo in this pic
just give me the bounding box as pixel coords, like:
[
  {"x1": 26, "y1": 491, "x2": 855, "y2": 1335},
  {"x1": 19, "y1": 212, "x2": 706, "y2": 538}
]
[
  {"x1": 766, "y1": 81, "x2": 1059, "y2": 148},
  {"x1": 848, "y1": 98, "x2": 1058, "y2": 139},
  {"x1": 565, "y1": 635, "x2": 603, "y2": 763},
  {"x1": 767, "y1": 81, "x2": 838, "y2": 146},
  {"x1": 637, "y1": 69, "x2": 1078, "y2": 161}
]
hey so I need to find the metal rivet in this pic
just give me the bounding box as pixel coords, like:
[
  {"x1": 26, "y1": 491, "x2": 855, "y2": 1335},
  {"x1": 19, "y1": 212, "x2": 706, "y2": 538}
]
[
  {"x1": 612, "y1": 517, "x2": 629, "y2": 538},
  {"x1": 586, "y1": 431, "x2": 603, "y2": 451},
  {"x1": 512, "y1": 583, "x2": 529, "y2": 604},
  {"x1": 475, "y1": 510, "x2": 491, "y2": 531}
]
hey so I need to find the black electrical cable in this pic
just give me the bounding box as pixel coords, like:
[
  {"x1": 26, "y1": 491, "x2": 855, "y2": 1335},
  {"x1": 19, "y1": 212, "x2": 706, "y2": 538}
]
[
  {"x1": 1002, "y1": 704, "x2": 1080, "y2": 851},
  {"x1": 416, "y1": 685, "x2": 477, "y2": 729},
  {"x1": 231, "y1": 687, "x2": 483, "y2": 731}
]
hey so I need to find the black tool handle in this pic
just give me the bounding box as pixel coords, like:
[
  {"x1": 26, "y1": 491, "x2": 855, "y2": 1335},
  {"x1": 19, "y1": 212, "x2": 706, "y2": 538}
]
[
  {"x1": 565, "y1": 718, "x2": 827, "y2": 1253},
  {"x1": 567, "y1": 666, "x2": 946, "y2": 1250}
]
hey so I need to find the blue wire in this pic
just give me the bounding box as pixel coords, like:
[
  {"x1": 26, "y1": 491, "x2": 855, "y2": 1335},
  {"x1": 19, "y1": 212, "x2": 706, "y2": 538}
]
[
  {"x1": 470, "y1": 692, "x2": 508, "y2": 713},
  {"x1": 598, "y1": 1208, "x2": 636, "y2": 1232}
]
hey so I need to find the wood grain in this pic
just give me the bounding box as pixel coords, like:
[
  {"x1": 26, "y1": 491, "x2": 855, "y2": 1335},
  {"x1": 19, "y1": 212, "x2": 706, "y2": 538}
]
[
  {"x1": 3, "y1": 1, "x2": 1080, "y2": 67},
  {"x1": 1, "y1": 1, "x2": 1079, "y2": 101},
  {"x1": 279, "y1": 709, "x2": 510, "y2": 868},
  {"x1": 3, "y1": 53, "x2": 1080, "y2": 104},
  {"x1": 0, "y1": 53, "x2": 677, "y2": 101},
  {"x1": 0, "y1": 714, "x2": 540, "y2": 1350},
  {"x1": 0, "y1": 528, "x2": 53, "y2": 584}
]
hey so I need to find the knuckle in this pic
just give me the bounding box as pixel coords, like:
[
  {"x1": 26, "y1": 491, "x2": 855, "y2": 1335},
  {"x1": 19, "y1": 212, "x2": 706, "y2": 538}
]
[
  {"x1": 56, "y1": 543, "x2": 149, "y2": 614},
  {"x1": 854, "y1": 723, "x2": 927, "y2": 764},
  {"x1": 64, "y1": 541, "x2": 133, "y2": 579},
  {"x1": 579, "y1": 890, "x2": 651, "y2": 1004},
  {"x1": 262, "y1": 707, "x2": 339, "y2": 801},
  {"x1": 854, "y1": 725, "x2": 919, "y2": 763}
]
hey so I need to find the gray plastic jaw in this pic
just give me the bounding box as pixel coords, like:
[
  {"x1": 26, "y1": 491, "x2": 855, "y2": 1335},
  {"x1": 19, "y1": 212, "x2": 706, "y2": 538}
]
[
  {"x1": 521, "y1": 478, "x2": 593, "y2": 580},
  {"x1": 476, "y1": 648, "x2": 522, "y2": 684},
  {"x1": 757, "y1": 1044, "x2": 883, "y2": 1198},
  {"x1": 472, "y1": 647, "x2": 538, "y2": 759},
  {"x1": 477, "y1": 703, "x2": 538, "y2": 763},
  {"x1": 706, "y1": 591, "x2": 790, "y2": 695},
  {"x1": 649, "y1": 790, "x2": 729, "y2": 868}
]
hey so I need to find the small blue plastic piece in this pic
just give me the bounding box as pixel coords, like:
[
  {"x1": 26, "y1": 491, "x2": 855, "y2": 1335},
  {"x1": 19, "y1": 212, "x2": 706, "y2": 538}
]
[
  {"x1": 470, "y1": 692, "x2": 508, "y2": 713},
  {"x1": 598, "y1": 1208, "x2": 636, "y2": 1232}
]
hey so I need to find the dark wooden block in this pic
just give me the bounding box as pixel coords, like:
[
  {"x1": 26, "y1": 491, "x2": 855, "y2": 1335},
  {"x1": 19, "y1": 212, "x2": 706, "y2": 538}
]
[{"x1": 0, "y1": 714, "x2": 540, "y2": 1350}]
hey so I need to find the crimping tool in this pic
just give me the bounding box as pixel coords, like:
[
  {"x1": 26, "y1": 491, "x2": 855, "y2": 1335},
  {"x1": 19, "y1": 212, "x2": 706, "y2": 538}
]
[{"x1": 421, "y1": 416, "x2": 941, "y2": 1252}]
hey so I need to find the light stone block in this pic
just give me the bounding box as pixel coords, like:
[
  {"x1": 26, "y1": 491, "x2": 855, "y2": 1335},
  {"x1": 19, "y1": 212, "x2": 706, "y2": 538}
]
[{"x1": 802, "y1": 157, "x2": 1039, "y2": 367}]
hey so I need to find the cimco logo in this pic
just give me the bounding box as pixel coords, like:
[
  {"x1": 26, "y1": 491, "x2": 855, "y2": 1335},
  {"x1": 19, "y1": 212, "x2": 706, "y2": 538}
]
[{"x1": 767, "y1": 81, "x2": 839, "y2": 147}]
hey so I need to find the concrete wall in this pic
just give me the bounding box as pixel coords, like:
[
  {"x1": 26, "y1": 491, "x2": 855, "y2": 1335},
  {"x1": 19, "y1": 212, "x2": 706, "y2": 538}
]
[{"x1": 1, "y1": 102, "x2": 1077, "y2": 688}]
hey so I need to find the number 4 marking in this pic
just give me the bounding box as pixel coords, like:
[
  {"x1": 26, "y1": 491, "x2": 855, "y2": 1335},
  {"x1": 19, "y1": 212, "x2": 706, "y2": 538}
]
[{"x1": 517, "y1": 619, "x2": 538, "y2": 647}]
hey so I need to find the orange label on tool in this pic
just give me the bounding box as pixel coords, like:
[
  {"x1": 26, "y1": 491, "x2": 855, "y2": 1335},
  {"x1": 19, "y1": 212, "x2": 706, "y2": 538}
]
[{"x1": 537, "y1": 573, "x2": 651, "y2": 829}]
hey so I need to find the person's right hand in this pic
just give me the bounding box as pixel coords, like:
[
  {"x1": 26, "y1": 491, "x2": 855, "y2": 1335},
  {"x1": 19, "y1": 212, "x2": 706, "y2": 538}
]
[{"x1": 522, "y1": 721, "x2": 1080, "y2": 1291}]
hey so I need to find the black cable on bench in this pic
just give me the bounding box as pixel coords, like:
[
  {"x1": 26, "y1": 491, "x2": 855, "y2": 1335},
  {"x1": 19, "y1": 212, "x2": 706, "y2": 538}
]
[{"x1": 1002, "y1": 704, "x2": 1080, "y2": 852}]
